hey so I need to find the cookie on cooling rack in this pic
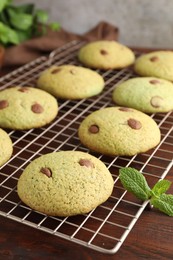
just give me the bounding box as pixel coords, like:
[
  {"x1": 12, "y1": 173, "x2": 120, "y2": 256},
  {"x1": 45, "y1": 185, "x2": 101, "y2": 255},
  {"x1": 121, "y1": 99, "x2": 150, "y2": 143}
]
[
  {"x1": 112, "y1": 77, "x2": 173, "y2": 113},
  {"x1": 0, "y1": 128, "x2": 13, "y2": 167},
  {"x1": 36, "y1": 65, "x2": 105, "y2": 99},
  {"x1": 17, "y1": 151, "x2": 114, "y2": 216},
  {"x1": 0, "y1": 86, "x2": 58, "y2": 130},
  {"x1": 78, "y1": 40, "x2": 135, "y2": 70},
  {"x1": 78, "y1": 107, "x2": 161, "y2": 156},
  {"x1": 134, "y1": 51, "x2": 173, "y2": 81}
]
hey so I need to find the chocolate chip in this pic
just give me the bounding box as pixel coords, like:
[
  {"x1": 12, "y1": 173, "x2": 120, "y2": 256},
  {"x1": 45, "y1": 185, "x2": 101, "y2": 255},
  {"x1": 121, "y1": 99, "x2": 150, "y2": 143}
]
[
  {"x1": 100, "y1": 49, "x2": 108, "y2": 55},
  {"x1": 127, "y1": 118, "x2": 142, "y2": 130},
  {"x1": 149, "y1": 79, "x2": 160, "y2": 84},
  {"x1": 150, "y1": 56, "x2": 159, "y2": 62},
  {"x1": 51, "y1": 68, "x2": 61, "y2": 74},
  {"x1": 40, "y1": 167, "x2": 52, "y2": 177},
  {"x1": 18, "y1": 87, "x2": 29, "y2": 92},
  {"x1": 79, "y1": 159, "x2": 94, "y2": 168},
  {"x1": 150, "y1": 96, "x2": 163, "y2": 108},
  {"x1": 89, "y1": 125, "x2": 99, "y2": 133},
  {"x1": 119, "y1": 107, "x2": 133, "y2": 112},
  {"x1": 0, "y1": 100, "x2": 9, "y2": 109},
  {"x1": 31, "y1": 103, "x2": 44, "y2": 113},
  {"x1": 70, "y1": 69, "x2": 76, "y2": 75}
]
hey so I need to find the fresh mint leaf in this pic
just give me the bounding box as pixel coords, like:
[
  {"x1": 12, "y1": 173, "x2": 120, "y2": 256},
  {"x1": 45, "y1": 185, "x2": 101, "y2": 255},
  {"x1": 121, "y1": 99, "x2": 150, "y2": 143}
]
[
  {"x1": 35, "y1": 9, "x2": 48, "y2": 24},
  {"x1": 0, "y1": 10, "x2": 9, "y2": 25},
  {"x1": 0, "y1": 21, "x2": 19, "y2": 45},
  {"x1": 0, "y1": 1, "x2": 60, "y2": 46},
  {"x1": 15, "y1": 29, "x2": 32, "y2": 43},
  {"x1": 12, "y1": 4, "x2": 34, "y2": 14},
  {"x1": 151, "y1": 179, "x2": 171, "y2": 197},
  {"x1": 119, "y1": 167, "x2": 151, "y2": 201},
  {"x1": 119, "y1": 167, "x2": 173, "y2": 217},
  {"x1": 7, "y1": 7, "x2": 33, "y2": 30},
  {"x1": 150, "y1": 194, "x2": 173, "y2": 216},
  {"x1": 49, "y1": 22, "x2": 60, "y2": 31},
  {"x1": 0, "y1": 0, "x2": 11, "y2": 12}
]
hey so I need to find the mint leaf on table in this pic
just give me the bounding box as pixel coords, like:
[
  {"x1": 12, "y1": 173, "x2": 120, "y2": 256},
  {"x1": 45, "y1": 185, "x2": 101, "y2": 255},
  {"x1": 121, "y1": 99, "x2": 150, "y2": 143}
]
[
  {"x1": 119, "y1": 167, "x2": 151, "y2": 201},
  {"x1": 150, "y1": 194, "x2": 173, "y2": 216},
  {"x1": 151, "y1": 180, "x2": 172, "y2": 197},
  {"x1": 119, "y1": 167, "x2": 173, "y2": 217}
]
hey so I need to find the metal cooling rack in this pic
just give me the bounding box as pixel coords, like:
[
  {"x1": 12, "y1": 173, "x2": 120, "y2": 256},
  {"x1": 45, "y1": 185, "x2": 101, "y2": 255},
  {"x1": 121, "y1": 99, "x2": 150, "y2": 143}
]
[{"x1": 0, "y1": 40, "x2": 173, "y2": 254}]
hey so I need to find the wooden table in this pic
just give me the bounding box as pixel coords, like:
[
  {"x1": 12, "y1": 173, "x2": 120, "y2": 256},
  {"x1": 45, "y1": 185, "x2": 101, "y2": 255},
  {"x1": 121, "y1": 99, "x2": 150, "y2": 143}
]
[
  {"x1": 0, "y1": 59, "x2": 173, "y2": 260},
  {"x1": 1, "y1": 191, "x2": 173, "y2": 260}
]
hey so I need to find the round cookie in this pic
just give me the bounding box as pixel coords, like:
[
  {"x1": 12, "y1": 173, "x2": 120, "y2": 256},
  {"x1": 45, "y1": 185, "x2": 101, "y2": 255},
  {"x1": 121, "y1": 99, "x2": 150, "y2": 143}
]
[
  {"x1": 112, "y1": 77, "x2": 173, "y2": 113},
  {"x1": 0, "y1": 128, "x2": 13, "y2": 167},
  {"x1": 37, "y1": 65, "x2": 105, "y2": 99},
  {"x1": 17, "y1": 151, "x2": 114, "y2": 216},
  {"x1": 134, "y1": 51, "x2": 173, "y2": 81},
  {"x1": 78, "y1": 107, "x2": 161, "y2": 156},
  {"x1": 78, "y1": 40, "x2": 135, "y2": 70},
  {"x1": 0, "y1": 86, "x2": 58, "y2": 130}
]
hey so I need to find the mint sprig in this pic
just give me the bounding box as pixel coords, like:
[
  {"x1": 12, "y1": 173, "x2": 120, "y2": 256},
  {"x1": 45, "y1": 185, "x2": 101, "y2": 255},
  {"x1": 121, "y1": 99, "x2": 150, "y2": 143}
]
[
  {"x1": 0, "y1": 0, "x2": 60, "y2": 47},
  {"x1": 119, "y1": 167, "x2": 173, "y2": 216}
]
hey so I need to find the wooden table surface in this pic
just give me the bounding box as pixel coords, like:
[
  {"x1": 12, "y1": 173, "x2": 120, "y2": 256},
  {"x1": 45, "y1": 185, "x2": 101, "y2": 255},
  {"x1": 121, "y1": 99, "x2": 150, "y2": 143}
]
[
  {"x1": 0, "y1": 61, "x2": 173, "y2": 260},
  {"x1": 1, "y1": 204, "x2": 173, "y2": 260}
]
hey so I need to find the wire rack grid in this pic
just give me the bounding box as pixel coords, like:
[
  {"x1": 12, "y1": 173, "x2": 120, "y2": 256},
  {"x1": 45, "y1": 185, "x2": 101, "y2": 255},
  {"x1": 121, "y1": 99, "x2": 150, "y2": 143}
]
[{"x1": 0, "y1": 41, "x2": 173, "y2": 254}]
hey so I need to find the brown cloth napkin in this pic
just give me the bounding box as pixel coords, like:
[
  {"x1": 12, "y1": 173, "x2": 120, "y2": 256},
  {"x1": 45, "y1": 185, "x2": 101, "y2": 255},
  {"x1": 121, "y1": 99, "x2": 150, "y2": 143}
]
[{"x1": 4, "y1": 21, "x2": 119, "y2": 67}]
